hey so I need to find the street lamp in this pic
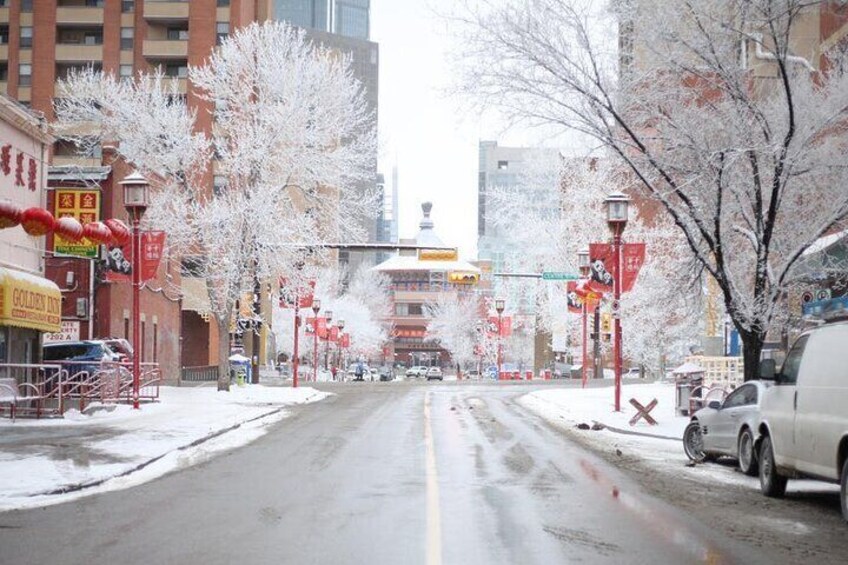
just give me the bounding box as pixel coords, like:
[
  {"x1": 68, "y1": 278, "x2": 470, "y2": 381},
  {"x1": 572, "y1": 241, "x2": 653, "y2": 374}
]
[
  {"x1": 604, "y1": 191, "x2": 630, "y2": 412},
  {"x1": 324, "y1": 310, "x2": 333, "y2": 370},
  {"x1": 495, "y1": 298, "x2": 505, "y2": 380},
  {"x1": 578, "y1": 248, "x2": 591, "y2": 389},
  {"x1": 336, "y1": 319, "x2": 345, "y2": 375},
  {"x1": 121, "y1": 171, "x2": 150, "y2": 410},
  {"x1": 311, "y1": 299, "x2": 321, "y2": 382}
]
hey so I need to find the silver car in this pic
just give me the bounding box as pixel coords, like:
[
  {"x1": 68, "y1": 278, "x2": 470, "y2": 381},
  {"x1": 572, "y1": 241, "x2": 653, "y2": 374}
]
[{"x1": 682, "y1": 380, "x2": 772, "y2": 476}]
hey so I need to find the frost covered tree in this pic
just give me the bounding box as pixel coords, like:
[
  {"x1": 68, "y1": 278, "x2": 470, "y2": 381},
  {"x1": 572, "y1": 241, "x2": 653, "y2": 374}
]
[
  {"x1": 488, "y1": 155, "x2": 700, "y2": 373},
  {"x1": 454, "y1": 0, "x2": 848, "y2": 379},
  {"x1": 55, "y1": 22, "x2": 376, "y2": 390},
  {"x1": 425, "y1": 293, "x2": 484, "y2": 373}
]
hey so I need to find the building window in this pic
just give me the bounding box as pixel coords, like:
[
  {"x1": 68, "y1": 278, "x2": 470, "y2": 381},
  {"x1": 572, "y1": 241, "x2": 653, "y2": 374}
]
[
  {"x1": 21, "y1": 0, "x2": 32, "y2": 13},
  {"x1": 122, "y1": 0, "x2": 134, "y2": 12},
  {"x1": 124, "y1": 317, "x2": 130, "y2": 340},
  {"x1": 141, "y1": 321, "x2": 146, "y2": 362},
  {"x1": 0, "y1": 26, "x2": 8, "y2": 45},
  {"x1": 18, "y1": 64, "x2": 31, "y2": 86},
  {"x1": 20, "y1": 27, "x2": 33, "y2": 49},
  {"x1": 217, "y1": 0, "x2": 230, "y2": 6},
  {"x1": 0, "y1": 63, "x2": 7, "y2": 81},
  {"x1": 153, "y1": 323, "x2": 158, "y2": 363},
  {"x1": 119, "y1": 65, "x2": 133, "y2": 80},
  {"x1": 335, "y1": 0, "x2": 369, "y2": 39},
  {"x1": 497, "y1": 160, "x2": 508, "y2": 170},
  {"x1": 164, "y1": 63, "x2": 188, "y2": 78},
  {"x1": 216, "y1": 22, "x2": 229, "y2": 45},
  {"x1": 120, "y1": 28, "x2": 134, "y2": 50},
  {"x1": 167, "y1": 27, "x2": 189, "y2": 41}
]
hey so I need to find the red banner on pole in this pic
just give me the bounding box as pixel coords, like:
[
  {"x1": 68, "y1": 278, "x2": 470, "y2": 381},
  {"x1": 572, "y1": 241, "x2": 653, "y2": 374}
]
[
  {"x1": 105, "y1": 231, "x2": 165, "y2": 283},
  {"x1": 588, "y1": 242, "x2": 645, "y2": 293},
  {"x1": 486, "y1": 316, "x2": 512, "y2": 337},
  {"x1": 328, "y1": 326, "x2": 339, "y2": 342},
  {"x1": 340, "y1": 333, "x2": 350, "y2": 348},
  {"x1": 566, "y1": 281, "x2": 582, "y2": 313},
  {"x1": 305, "y1": 317, "x2": 327, "y2": 336},
  {"x1": 279, "y1": 279, "x2": 315, "y2": 309}
]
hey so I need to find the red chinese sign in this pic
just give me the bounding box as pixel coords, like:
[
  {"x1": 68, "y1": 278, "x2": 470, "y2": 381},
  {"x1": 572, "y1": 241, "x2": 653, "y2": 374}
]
[
  {"x1": 53, "y1": 189, "x2": 101, "y2": 257},
  {"x1": 305, "y1": 317, "x2": 328, "y2": 337},
  {"x1": 486, "y1": 316, "x2": 512, "y2": 337},
  {"x1": 279, "y1": 278, "x2": 315, "y2": 309},
  {"x1": 567, "y1": 281, "x2": 601, "y2": 313},
  {"x1": 587, "y1": 243, "x2": 646, "y2": 293},
  {"x1": 105, "y1": 231, "x2": 166, "y2": 283},
  {"x1": 340, "y1": 334, "x2": 350, "y2": 348}
]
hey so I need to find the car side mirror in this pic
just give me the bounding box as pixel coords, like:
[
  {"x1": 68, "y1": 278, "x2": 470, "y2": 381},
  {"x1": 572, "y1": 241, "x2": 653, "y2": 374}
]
[
  {"x1": 708, "y1": 400, "x2": 722, "y2": 410},
  {"x1": 758, "y1": 359, "x2": 776, "y2": 381}
]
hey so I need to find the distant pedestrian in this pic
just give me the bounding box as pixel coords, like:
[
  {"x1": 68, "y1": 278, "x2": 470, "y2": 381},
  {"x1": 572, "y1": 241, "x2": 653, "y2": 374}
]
[{"x1": 331, "y1": 365, "x2": 338, "y2": 381}]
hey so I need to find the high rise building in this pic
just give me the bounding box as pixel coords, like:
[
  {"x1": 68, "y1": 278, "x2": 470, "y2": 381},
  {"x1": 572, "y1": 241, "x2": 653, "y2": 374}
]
[{"x1": 0, "y1": 1, "x2": 379, "y2": 373}]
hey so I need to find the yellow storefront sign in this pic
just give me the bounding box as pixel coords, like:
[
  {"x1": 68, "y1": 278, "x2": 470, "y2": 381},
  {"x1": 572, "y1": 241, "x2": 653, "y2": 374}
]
[{"x1": 0, "y1": 267, "x2": 62, "y2": 333}]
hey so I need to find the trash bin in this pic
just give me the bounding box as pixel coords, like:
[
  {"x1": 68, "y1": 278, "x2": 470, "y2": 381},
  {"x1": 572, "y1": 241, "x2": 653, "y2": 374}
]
[{"x1": 228, "y1": 353, "x2": 251, "y2": 386}]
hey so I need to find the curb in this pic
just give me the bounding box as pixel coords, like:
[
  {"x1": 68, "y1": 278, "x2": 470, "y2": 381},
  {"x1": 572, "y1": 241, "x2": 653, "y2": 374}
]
[
  {"x1": 31, "y1": 392, "x2": 323, "y2": 498},
  {"x1": 589, "y1": 421, "x2": 680, "y2": 442}
]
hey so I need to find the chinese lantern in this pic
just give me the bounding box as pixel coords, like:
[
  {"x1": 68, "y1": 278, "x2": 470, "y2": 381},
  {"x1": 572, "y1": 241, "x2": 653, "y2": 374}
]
[
  {"x1": 20, "y1": 207, "x2": 54, "y2": 236},
  {"x1": 104, "y1": 218, "x2": 131, "y2": 246},
  {"x1": 54, "y1": 216, "x2": 85, "y2": 242},
  {"x1": 0, "y1": 200, "x2": 22, "y2": 229},
  {"x1": 83, "y1": 221, "x2": 113, "y2": 245}
]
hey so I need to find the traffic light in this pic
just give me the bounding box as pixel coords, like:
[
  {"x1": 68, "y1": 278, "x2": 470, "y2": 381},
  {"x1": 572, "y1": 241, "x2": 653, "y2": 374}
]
[
  {"x1": 448, "y1": 272, "x2": 480, "y2": 285},
  {"x1": 601, "y1": 312, "x2": 612, "y2": 334}
]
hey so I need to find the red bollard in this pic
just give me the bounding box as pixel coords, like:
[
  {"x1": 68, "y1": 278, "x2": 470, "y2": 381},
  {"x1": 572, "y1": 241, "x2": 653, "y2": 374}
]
[
  {"x1": 513, "y1": 371, "x2": 520, "y2": 381},
  {"x1": 525, "y1": 371, "x2": 533, "y2": 380}
]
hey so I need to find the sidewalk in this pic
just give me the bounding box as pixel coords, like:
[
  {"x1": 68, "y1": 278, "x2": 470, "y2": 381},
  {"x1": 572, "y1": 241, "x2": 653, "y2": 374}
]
[{"x1": 0, "y1": 385, "x2": 329, "y2": 512}]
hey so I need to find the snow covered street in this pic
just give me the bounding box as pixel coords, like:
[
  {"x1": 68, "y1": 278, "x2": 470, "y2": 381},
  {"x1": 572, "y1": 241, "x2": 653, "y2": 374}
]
[{"x1": 0, "y1": 385, "x2": 329, "y2": 512}]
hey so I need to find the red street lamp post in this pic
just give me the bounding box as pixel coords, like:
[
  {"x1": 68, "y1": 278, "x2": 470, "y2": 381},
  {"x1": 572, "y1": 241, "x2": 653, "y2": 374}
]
[
  {"x1": 311, "y1": 300, "x2": 321, "y2": 382},
  {"x1": 323, "y1": 310, "x2": 333, "y2": 370},
  {"x1": 335, "y1": 319, "x2": 345, "y2": 375},
  {"x1": 292, "y1": 296, "x2": 301, "y2": 389},
  {"x1": 120, "y1": 171, "x2": 150, "y2": 410},
  {"x1": 495, "y1": 298, "x2": 505, "y2": 379},
  {"x1": 604, "y1": 191, "x2": 630, "y2": 412},
  {"x1": 578, "y1": 248, "x2": 591, "y2": 389}
]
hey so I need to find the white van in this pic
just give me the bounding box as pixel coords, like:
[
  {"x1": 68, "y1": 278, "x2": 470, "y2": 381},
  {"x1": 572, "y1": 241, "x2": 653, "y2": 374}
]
[{"x1": 756, "y1": 320, "x2": 848, "y2": 522}]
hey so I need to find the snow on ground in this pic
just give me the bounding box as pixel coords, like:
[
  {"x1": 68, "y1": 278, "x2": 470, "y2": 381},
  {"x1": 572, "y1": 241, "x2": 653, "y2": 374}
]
[
  {"x1": 0, "y1": 385, "x2": 328, "y2": 512},
  {"x1": 519, "y1": 382, "x2": 840, "y2": 496}
]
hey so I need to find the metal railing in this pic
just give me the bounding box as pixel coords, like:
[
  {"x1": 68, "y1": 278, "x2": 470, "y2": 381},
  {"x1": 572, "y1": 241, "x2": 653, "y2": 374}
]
[
  {"x1": 180, "y1": 365, "x2": 218, "y2": 383},
  {"x1": 0, "y1": 360, "x2": 162, "y2": 419}
]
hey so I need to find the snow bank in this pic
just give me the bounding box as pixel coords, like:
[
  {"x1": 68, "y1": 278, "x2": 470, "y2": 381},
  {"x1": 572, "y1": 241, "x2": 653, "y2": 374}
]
[{"x1": 0, "y1": 385, "x2": 328, "y2": 511}]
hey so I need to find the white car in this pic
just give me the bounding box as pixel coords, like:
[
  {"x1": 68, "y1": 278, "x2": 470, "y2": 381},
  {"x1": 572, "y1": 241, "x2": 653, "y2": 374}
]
[
  {"x1": 406, "y1": 366, "x2": 426, "y2": 378},
  {"x1": 426, "y1": 367, "x2": 443, "y2": 381},
  {"x1": 755, "y1": 320, "x2": 848, "y2": 521}
]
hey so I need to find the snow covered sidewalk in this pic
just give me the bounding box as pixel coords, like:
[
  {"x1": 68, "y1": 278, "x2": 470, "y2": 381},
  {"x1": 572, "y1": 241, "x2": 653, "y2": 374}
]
[{"x1": 0, "y1": 385, "x2": 329, "y2": 512}]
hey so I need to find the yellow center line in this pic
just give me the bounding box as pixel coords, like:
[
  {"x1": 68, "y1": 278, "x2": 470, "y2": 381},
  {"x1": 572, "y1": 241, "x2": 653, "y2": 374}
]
[{"x1": 424, "y1": 392, "x2": 442, "y2": 565}]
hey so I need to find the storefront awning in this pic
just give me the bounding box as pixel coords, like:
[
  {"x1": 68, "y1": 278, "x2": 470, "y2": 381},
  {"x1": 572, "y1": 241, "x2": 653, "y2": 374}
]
[{"x1": 0, "y1": 267, "x2": 62, "y2": 333}]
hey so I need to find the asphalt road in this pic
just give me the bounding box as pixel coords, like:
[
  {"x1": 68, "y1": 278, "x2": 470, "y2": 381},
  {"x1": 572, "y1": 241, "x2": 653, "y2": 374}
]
[{"x1": 0, "y1": 381, "x2": 761, "y2": 565}]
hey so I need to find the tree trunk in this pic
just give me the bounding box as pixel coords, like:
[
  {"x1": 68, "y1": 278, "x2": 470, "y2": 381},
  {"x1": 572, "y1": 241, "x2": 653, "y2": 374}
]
[
  {"x1": 740, "y1": 330, "x2": 765, "y2": 382},
  {"x1": 216, "y1": 316, "x2": 231, "y2": 392}
]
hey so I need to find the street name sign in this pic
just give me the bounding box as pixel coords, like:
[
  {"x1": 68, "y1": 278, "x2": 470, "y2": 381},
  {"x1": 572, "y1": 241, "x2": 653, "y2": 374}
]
[{"x1": 542, "y1": 272, "x2": 578, "y2": 281}]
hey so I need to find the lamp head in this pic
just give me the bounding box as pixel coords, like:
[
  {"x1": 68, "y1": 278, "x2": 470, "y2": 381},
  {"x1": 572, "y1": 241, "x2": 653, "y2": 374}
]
[
  {"x1": 577, "y1": 248, "x2": 590, "y2": 277},
  {"x1": 120, "y1": 171, "x2": 150, "y2": 219},
  {"x1": 325, "y1": 310, "x2": 333, "y2": 323},
  {"x1": 312, "y1": 299, "x2": 321, "y2": 314},
  {"x1": 604, "y1": 191, "x2": 630, "y2": 228},
  {"x1": 337, "y1": 319, "x2": 345, "y2": 330},
  {"x1": 495, "y1": 298, "x2": 505, "y2": 314}
]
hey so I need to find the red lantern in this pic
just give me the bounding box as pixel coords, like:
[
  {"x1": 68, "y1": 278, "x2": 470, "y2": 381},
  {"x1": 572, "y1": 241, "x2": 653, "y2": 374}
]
[
  {"x1": 83, "y1": 221, "x2": 113, "y2": 245},
  {"x1": 0, "y1": 200, "x2": 22, "y2": 229},
  {"x1": 104, "y1": 218, "x2": 131, "y2": 246},
  {"x1": 54, "y1": 216, "x2": 85, "y2": 242},
  {"x1": 20, "y1": 207, "x2": 54, "y2": 236}
]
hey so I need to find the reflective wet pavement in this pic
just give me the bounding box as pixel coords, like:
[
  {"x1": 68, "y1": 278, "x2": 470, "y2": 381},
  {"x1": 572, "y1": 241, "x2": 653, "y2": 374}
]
[{"x1": 0, "y1": 381, "x2": 762, "y2": 564}]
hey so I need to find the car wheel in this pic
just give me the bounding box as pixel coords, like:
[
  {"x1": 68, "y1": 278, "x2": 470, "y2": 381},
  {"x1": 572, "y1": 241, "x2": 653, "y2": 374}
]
[
  {"x1": 841, "y1": 457, "x2": 848, "y2": 523},
  {"x1": 737, "y1": 428, "x2": 758, "y2": 477},
  {"x1": 759, "y1": 435, "x2": 787, "y2": 498},
  {"x1": 683, "y1": 421, "x2": 707, "y2": 462}
]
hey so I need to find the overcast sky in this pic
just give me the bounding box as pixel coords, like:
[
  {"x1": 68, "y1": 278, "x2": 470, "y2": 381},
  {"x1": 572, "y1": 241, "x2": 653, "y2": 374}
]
[{"x1": 371, "y1": 0, "x2": 536, "y2": 260}]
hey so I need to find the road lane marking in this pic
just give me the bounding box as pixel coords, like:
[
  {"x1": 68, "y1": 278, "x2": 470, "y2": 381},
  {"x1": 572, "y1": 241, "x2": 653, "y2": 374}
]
[{"x1": 424, "y1": 392, "x2": 442, "y2": 565}]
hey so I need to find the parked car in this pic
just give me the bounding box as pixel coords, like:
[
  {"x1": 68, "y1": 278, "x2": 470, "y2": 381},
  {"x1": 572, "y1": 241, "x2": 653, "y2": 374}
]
[
  {"x1": 379, "y1": 366, "x2": 394, "y2": 382},
  {"x1": 42, "y1": 340, "x2": 121, "y2": 378},
  {"x1": 682, "y1": 380, "x2": 771, "y2": 476},
  {"x1": 406, "y1": 366, "x2": 426, "y2": 378},
  {"x1": 624, "y1": 367, "x2": 642, "y2": 378},
  {"x1": 426, "y1": 367, "x2": 443, "y2": 381},
  {"x1": 755, "y1": 320, "x2": 848, "y2": 521}
]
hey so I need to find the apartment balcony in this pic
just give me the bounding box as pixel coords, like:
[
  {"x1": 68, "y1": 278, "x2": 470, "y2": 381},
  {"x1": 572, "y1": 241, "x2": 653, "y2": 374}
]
[
  {"x1": 0, "y1": 7, "x2": 9, "y2": 24},
  {"x1": 143, "y1": 39, "x2": 188, "y2": 59},
  {"x1": 143, "y1": 1, "x2": 189, "y2": 23},
  {"x1": 0, "y1": 82, "x2": 6, "y2": 95},
  {"x1": 0, "y1": 44, "x2": 7, "y2": 60},
  {"x1": 55, "y1": 44, "x2": 103, "y2": 63},
  {"x1": 56, "y1": 7, "x2": 105, "y2": 25}
]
